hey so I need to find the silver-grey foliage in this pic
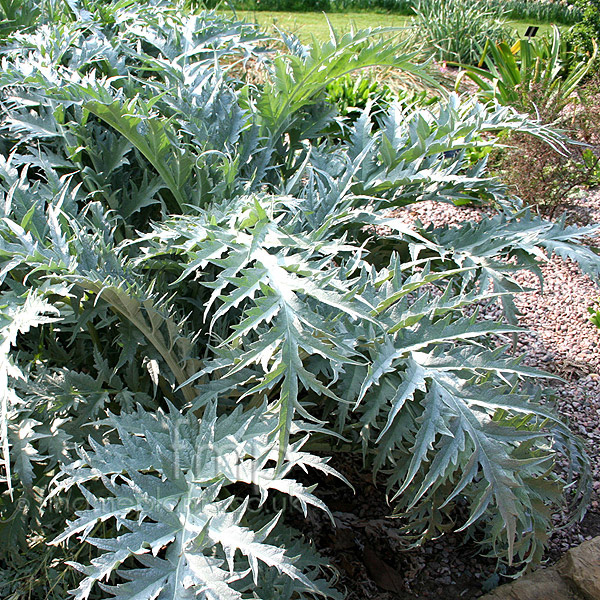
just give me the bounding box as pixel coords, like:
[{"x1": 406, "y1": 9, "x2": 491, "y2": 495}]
[{"x1": 0, "y1": 1, "x2": 597, "y2": 598}]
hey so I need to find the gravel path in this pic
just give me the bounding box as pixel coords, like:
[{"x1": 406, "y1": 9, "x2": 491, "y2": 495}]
[{"x1": 297, "y1": 192, "x2": 600, "y2": 599}]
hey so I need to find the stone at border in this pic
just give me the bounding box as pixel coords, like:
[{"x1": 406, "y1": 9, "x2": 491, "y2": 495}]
[{"x1": 479, "y1": 536, "x2": 600, "y2": 600}]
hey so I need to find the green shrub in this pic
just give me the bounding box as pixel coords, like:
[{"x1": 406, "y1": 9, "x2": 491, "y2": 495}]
[
  {"x1": 565, "y1": 0, "x2": 600, "y2": 56},
  {"x1": 327, "y1": 74, "x2": 393, "y2": 111},
  {"x1": 197, "y1": 0, "x2": 582, "y2": 21},
  {"x1": 488, "y1": 0, "x2": 582, "y2": 25},
  {"x1": 0, "y1": 0, "x2": 40, "y2": 38},
  {"x1": 193, "y1": 0, "x2": 582, "y2": 20},
  {"x1": 326, "y1": 74, "x2": 438, "y2": 140},
  {"x1": 0, "y1": 1, "x2": 598, "y2": 598}
]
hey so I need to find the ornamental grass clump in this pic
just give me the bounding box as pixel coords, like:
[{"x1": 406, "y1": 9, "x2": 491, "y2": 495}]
[
  {"x1": 458, "y1": 28, "x2": 599, "y2": 214},
  {"x1": 411, "y1": 0, "x2": 512, "y2": 65},
  {"x1": 0, "y1": 1, "x2": 599, "y2": 598}
]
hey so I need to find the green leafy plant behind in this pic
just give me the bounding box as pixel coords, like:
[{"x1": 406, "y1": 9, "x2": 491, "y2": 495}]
[
  {"x1": 456, "y1": 26, "x2": 597, "y2": 117},
  {"x1": 458, "y1": 27, "x2": 599, "y2": 215},
  {"x1": 486, "y1": 0, "x2": 581, "y2": 24},
  {"x1": 564, "y1": 0, "x2": 600, "y2": 58},
  {"x1": 196, "y1": 0, "x2": 582, "y2": 24},
  {"x1": 0, "y1": 1, "x2": 598, "y2": 598},
  {"x1": 0, "y1": 0, "x2": 40, "y2": 38},
  {"x1": 325, "y1": 73, "x2": 439, "y2": 139}
]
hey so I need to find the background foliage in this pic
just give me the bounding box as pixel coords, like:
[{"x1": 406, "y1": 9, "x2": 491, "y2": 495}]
[
  {"x1": 411, "y1": 0, "x2": 512, "y2": 64},
  {"x1": 458, "y1": 27, "x2": 599, "y2": 214},
  {"x1": 564, "y1": 0, "x2": 600, "y2": 55},
  {"x1": 205, "y1": 0, "x2": 581, "y2": 26}
]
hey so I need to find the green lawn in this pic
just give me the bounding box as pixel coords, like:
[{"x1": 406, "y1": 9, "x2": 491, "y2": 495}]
[
  {"x1": 224, "y1": 10, "x2": 559, "y2": 44},
  {"x1": 511, "y1": 19, "x2": 558, "y2": 38},
  {"x1": 227, "y1": 10, "x2": 411, "y2": 42}
]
